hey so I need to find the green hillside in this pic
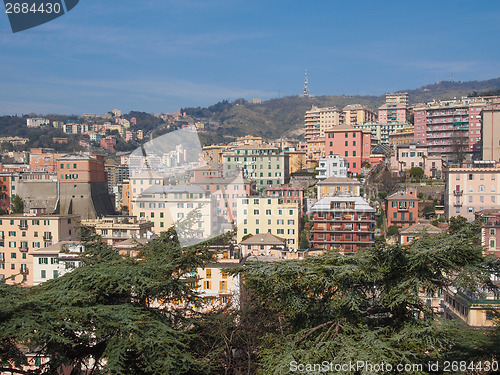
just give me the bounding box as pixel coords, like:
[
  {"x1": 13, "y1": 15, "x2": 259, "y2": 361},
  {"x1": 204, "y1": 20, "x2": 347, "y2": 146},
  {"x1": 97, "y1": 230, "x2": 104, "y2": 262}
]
[{"x1": 184, "y1": 77, "x2": 500, "y2": 141}]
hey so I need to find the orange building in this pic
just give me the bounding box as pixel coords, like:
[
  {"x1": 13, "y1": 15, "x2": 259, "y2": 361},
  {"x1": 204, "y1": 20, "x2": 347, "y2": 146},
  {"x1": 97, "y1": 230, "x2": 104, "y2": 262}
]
[
  {"x1": 29, "y1": 148, "x2": 64, "y2": 172},
  {"x1": 56, "y1": 154, "x2": 107, "y2": 183},
  {"x1": 385, "y1": 190, "x2": 419, "y2": 229}
]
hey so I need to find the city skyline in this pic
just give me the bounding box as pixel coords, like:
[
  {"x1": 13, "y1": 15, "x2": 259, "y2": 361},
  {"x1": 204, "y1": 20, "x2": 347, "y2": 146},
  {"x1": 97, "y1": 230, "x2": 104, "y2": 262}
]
[{"x1": 1, "y1": 0, "x2": 500, "y2": 114}]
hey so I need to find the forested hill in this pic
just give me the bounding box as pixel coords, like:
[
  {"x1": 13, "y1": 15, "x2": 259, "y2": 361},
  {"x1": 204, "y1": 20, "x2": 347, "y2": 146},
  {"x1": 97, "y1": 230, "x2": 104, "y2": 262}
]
[{"x1": 183, "y1": 77, "x2": 500, "y2": 140}]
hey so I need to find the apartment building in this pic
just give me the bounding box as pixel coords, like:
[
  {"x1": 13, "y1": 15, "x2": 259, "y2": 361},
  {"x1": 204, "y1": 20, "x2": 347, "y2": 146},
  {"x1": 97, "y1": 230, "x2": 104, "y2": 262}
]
[
  {"x1": 385, "y1": 190, "x2": 419, "y2": 228},
  {"x1": 389, "y1": 127, "x2": 414, "y2": 147},
  {"x1": 481, "y1": 104, "x2": 500, "y2": 161},
  {"x1": 192, "y1": 175, "x2": 254, "y2": 224},
  {"x1": 474, "y1": 209, "x2": 500, "y2": 257},
  {"x1": 316, "y1": 155, "x2": 348, "y2": 181},
  {"x1": 82, "y1": 215, "x2": 152, "y2": 245},
  {"x1": 0, "y1": 213, "x2": 80, "y2": 285},
  {"x1": 443, "y1": 285, "x2": 500, "y2": 328},
  {"x1": 444, "y1": 161, "x2": 500, "y2": 221},
  {"x1": 316, "y1": 176, "x2": 361, "y2": 200},
  {"x1": 222, "y1": 145, "x2": 289, "y2": 192},
  {"x1": 264, "y1": 183, "x2": 304, "y2": 217},
  {"x1": 324, "y1": 124, "x2": 371, "y2": 176},
  {"x1": 31, "y1": 241, "x2": 85, "y2": 285},
  {"x1": 132, "y1": 185, "x2": 217, "y2": 241},
  {"x1": 306, "y1": 139, "x2": 325, "y2": 162},
  {"x1": 236, "y1": 197, "x2": 299, "y2": 246},
  {"x1": 310, "y1": 196, "x2": 375, "y2": 253},
  {"x1": 284, "y1": 149, "x2": 307, "y2": 174},
  {"x1": 390, "y1": 144, "x2": 443, "y2": 178},
  {"x1": 353, "y1": 122, "x2": 412, "y2": 145},
  {"x1": 378, "y1": 104, "x2": 407, "y2": 124},
  {"x1": 413, "y1": 96, "x2": 500, "y2": 159},
  {"x1": 304, "y1": 105, "x2": 344, "y2": 142},
  {"x1": 342, "y1": 104, "x2": 377, "y2": 125}
]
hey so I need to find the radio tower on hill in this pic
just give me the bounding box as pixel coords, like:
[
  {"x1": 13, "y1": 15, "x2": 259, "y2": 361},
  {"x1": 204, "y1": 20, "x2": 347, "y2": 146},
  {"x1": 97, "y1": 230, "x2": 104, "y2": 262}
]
[{"x1": 303, "y1": 69, "x2": 310, "y2": 97}]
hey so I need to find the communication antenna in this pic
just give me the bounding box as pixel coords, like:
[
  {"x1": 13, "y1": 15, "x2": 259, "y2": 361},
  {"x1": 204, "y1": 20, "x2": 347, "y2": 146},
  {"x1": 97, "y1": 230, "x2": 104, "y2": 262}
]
[{"x1": 303, "y1": 69, "x2": 309, "y2": 97}]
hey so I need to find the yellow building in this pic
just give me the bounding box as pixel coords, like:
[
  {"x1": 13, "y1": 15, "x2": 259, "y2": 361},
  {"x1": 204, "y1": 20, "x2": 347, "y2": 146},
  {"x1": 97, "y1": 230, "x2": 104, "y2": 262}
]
[
  {"x1": 316, "y1": 176, "x2": 361, "y2": 199},
  {"x1": 285, "y1": 149, "x2": 307, "y2": 173},
  {"x1": 236, "y1": 197, "x2": 299, "y2": 246},
  {"x1": 82, "y1": 215, "x2": 152, "y2": 246},
  {"x1": 342, "y1": 104, "x2": 377, "y2": 125},
  {"x1": 0, "y1": 212, "x2": 80, "y2": 285},
  {"x1": 305, "y1": 106, "x2": 344, "y2": 142},
  {"x1": 444, "y1": 287, "x2": 500, "y2": 327}
]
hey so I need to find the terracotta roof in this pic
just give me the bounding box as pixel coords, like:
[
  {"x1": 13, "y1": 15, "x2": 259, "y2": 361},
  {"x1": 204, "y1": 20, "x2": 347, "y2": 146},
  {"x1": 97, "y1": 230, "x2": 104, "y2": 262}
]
[{"x1": 386, "y1": 192, "x2": 419, "y2": 201}]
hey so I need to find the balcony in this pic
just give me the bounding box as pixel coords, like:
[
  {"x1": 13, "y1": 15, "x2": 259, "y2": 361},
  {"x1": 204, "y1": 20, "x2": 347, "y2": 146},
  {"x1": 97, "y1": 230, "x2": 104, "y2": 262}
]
[
  {"x1": 453, "y1": 190, "x2": 463, "y2": 196},
  {"x1": 453, "y1": 203, "x2": 463, "y2": 207},
  {"x1": 18, "y1": 225, "x2": 28, "y2": 230},
  {"x1": 19, "y1": 246, "x2": 28, "y2": 253},
  {"x1": 20, "y1": 268, "x2": 29, "y2": 274},
  {"x1": 43, "y1": 235, "x2": 52, "y2": 241}
]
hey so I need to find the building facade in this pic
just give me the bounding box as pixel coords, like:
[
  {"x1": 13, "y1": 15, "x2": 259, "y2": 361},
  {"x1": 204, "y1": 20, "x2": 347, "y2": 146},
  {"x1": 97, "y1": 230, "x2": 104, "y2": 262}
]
[
  {"x1": 236, "y1": 197, "x2": 299, "y2": 246},
  {"x1": 385, "y1": 190, "x2": 419, "y2": 228},
  {"x1": 444, "y1": 161, "x2": 500, "y2": 221},
  {"x1": 342, "y1": 104, "x2": 377, "y2": 125},
  {"x1": 310, "y1": 196, "x2": 375, "y2": 253},
  {"x1": 315, "y1": 155, "x2": 348, "y2": 181},
  {"x1": 305, "y1": 105, "x2": 345, "y2": 142},
  {"x1": 324, "y1": 125, "x2": 371, "y2": 176},
  {"x1": 0, "y1": 213, "x2": 80, "y2": 285}
]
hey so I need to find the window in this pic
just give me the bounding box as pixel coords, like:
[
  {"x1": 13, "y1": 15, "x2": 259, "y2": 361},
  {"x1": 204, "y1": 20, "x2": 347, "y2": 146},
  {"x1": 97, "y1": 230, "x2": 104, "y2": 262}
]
[
  {"x1": 204, "y1": 281, "x2": 211, "y2": 289},
  {"x1": 490, "y1": 228, "x2": 496, "y2": 235},
  {"x1": 345, "y1": 151, "x2": 348, "y2": 157},
  {"x1": 479, "y1": 185, "x2": 486, "y2": 192},
  {"x1": 345, "y1": 141, "x2": 348, "y2": 146},
  {"x1": 41, "y1": 270, "x2": 46, "y2": 279}
]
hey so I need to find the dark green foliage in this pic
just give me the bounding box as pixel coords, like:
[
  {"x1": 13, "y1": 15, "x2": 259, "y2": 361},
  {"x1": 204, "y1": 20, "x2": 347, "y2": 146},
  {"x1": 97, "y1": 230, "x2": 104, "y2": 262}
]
[
  {"x1": 386, "y1": 225, "x2": 400, "y2": 237},
  {"x1": 298, "y1": 231, "x2": 310, "y2": 250},
  {"x1": 0, "y1": 228, "x2": 228, "y2": 374},
  {"x1": 237, "y1": 222, "x2": 500, "y2": 374},
  {"x1": 11, "y1": 195, "x2": 24, "y2": 214},
  {"x1": 409, "y1": 167, "x2": 424, "y2": 179}
]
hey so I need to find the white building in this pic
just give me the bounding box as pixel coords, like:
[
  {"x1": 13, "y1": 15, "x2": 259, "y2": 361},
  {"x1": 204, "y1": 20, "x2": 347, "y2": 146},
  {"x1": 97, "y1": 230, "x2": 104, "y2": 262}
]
[
  {"x1": 31, "y1": 241, "x2": 85, "y2": 285},
  {"x1": 316, "y1": 155, "x2": 347, "y2": 181}
]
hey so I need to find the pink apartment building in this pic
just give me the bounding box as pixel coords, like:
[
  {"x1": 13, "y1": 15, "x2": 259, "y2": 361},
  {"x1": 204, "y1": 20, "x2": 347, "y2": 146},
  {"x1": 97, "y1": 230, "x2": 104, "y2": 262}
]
[
  {"x1": 444, "y1": 161, "x2": 500, "y2": 221},
  {"x1": 378, "y1": 104, "x2": 407, "y2": 123},
  {"x1": 413, "y1": 97, "x2": 500, "y2": 160},
  {"x1": 324, "y1": 124, "x2": 371, "y2": 176}
]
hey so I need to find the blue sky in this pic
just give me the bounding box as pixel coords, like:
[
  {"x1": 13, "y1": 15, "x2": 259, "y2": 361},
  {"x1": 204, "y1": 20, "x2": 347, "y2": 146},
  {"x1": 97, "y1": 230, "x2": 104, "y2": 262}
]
[{"x1": 0, "y1": 0, "x2": 499, "y2": 115}]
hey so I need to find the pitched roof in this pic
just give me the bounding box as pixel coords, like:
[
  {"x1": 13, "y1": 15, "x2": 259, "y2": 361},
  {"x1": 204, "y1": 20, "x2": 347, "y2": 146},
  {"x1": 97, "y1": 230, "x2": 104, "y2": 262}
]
[
  {"x1": 317, "y1": 176, "x2": 361, "y2": 185},
  {"x1": 240, "y1": 233, "x2": 287, "y2": 246},
  {"x1": 386, "y1": 192, "x2": 419, "y2": 201},
  {"x1": 399, "y1": 222, "x2": 443, "y2": 235}
]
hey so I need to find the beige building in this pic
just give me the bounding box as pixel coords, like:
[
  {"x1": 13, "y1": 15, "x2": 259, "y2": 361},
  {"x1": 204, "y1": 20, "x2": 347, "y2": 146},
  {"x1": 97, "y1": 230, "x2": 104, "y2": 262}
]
[
  {"x1": 444, "y1": 161, "x2": 500, "y2": 221},
  {"x1": 481, "y1": 104, "x2": 500, "y2": 162},
  {"x1": 316, "y1": 176, "x2": 361, "y2": 200},
  {"x1": 82, "y1": 215, "x2": 152, "y2": 245},
  {"x1": 236, "y1": 197, "x2": 299, "y2": 246},
  {"x1": 0, "y1": 213, "x2": 80, "y2": 285},
  {"x1": 195, "y1": 259, "x2": 241, "y2": 309},
  {"x1": 132, "y1": 185, "x2": 217, "y2": 241},
  {"x1": 342, "y1": 104, "x2": 377, "y2": 125},
  {"x1": 284, "y1": 149, "x2": 307, "y2": 174},
  {"x1": 128, "y1": 171, "x2": 169, "y2": 212},
  {"x1": 305, "y1": 105, "x2": 345, "y2": 141},
  {"x1": 31, "y1": 241, "x2": 85, "y2": 286},
  {"x1": 388, "y1": 127, "x2": 414, "y2": 147},
  {"x1": 444, "y1": 285, "x2": 500, "y2": 327},
  {"x1": 353, "y1": 122, "x2": 412, "y2": 145}
]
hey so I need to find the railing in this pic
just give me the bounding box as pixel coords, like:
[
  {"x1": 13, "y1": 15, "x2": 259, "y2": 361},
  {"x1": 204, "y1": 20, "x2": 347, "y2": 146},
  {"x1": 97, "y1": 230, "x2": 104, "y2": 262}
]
[
  {"x1": 19, "y1": 247, "x2": 28, "y2": 253},
  {"x1": 453, "y1": 190, "x2": 463, "y2": 196}
]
